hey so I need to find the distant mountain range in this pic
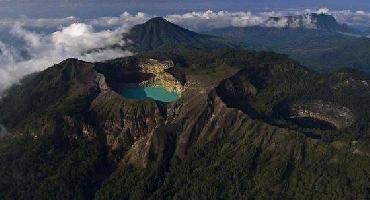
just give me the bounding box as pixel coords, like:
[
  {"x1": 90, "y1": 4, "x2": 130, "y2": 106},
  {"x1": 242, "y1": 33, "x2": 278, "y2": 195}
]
[
  {"x1": 205, "y1": 14, "x2": 370, "y2": 72},
  {"x1": 265, "y1": 13, "x2": 360, "y2": 34},
  {"x1": 0, "y1": 17, "x2": 369, "y2": 200},
  {"x1": 121, "y1": 15, "x2": 370, "y2": 73}
]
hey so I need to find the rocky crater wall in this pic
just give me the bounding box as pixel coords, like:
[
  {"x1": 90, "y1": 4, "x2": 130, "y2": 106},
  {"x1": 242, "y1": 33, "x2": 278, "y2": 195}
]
[
  {"x1": 96, "y1": 58, "x2": 185, "y2": 97},
  {"x1": 290, "y1": 101, "x2": 355, "y2": 129},
  {"x1": 135, "y1": 59, "x2": 184, "y2": 95}
]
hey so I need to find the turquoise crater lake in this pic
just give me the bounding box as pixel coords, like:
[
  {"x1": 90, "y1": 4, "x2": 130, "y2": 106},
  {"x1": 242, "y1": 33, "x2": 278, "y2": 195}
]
[{"x1": 122, "y1": 86, "x2": 178, "y2": 102}]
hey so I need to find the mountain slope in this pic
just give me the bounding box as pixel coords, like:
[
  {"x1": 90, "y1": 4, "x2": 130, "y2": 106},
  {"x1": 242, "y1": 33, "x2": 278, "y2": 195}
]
[
  {"x1": 0, "y1": 48, "x2": 369, "y2": 199},
  {"x1": 0, "y1": 16, "x2": 369, "y2": 200},
  {"x1": 127, "y1": 17, "x2": 235, "y2": 52},
  {"x1": 0, "y1": 59, "x2": 109, "y2": 199},
  {"x1": 206, "y1": 26, "x2": 370, "y2": 72},
  {"x1": 0, "y1": 59, "x2": 100, "y2": 130}
]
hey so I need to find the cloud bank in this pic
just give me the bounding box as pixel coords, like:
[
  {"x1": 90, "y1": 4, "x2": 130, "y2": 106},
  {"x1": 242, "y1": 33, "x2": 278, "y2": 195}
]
[
  {"x1": 1, "y1": 8, "x2": 370, "y2": 95},
  {"x1": 165, "y1": 8, "x2": 370, "y2": 31},
  {"x1": 0, "y1": 23, "x2": 131, "y2": 92},
  {"x1": 0, "y1": 12, "x2": 150, "y2": 94}
]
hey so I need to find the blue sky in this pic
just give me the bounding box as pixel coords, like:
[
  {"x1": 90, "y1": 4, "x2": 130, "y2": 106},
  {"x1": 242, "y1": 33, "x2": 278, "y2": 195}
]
[{"x1": 0, "y1": 0, "x2": 369, "y2": 18}]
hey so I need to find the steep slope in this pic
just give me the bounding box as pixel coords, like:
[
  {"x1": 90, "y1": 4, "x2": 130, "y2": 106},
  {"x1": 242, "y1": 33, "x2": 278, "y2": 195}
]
[
  {"x1": 216, "y1": 61, "x2": 370, "y2": 136},
  {"x1": 127, "y1": 17, "x2": 235, "y2": 52},
  {"x1": 0, "y1": 59, "x2": 109, "y2": 199},
  {"x1": 0, "y1": 58, "x2": 100, "y2": 130},
  {"x1": 0, "y1": 49, "x2": 369, "y2": 199}
]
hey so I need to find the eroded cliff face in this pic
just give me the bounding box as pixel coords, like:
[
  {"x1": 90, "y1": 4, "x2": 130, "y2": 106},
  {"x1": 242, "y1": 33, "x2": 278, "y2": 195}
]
[
  {"x1": 1, "y1": 56, "x2": 369, "y2": 199},
  {"x1": 71, "y1": 59, "x2": 362, "y2": 170},
  {"x1": 87, "y1": 58, "x2": 190, "y2": 167},
  {"x1": 90, "y1": 89, "x2": 165, "y2": 165},
  {"x1": 91, "y1": 58, "x2": 365, "y2": 169},
  {"x1": 97, "y1": 58, "x2": 184, "y2": 97},
  {"x1": 138, "y1": 59, "x2": 184, "y2": 95},
  {"x1": 86, "y1": 57, "x2": 249, "y2": 168}
]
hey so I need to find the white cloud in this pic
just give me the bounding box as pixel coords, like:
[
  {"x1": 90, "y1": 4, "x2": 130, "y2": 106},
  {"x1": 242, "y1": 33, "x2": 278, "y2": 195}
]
[
  {"x1": 1, "y1": 9, "x2": 370, "y2": 95},
  {"x1": 165, "y1": 10, "x2": 266, "y2": 30},
  {"x1": 80, "y1": 49, "x2": 133, "y2": 62},
  {"x1": 331, "y1": 10, "x2": 370, "y2": 27},
  {"x1": 0, "y1": 12, "x2": 152, "y2": 95},
  {"x1": 51, "y1": 23, "x2": 124, "y2": 53},
  {"x1": 0, "y1": 12, "x2": 150, "y2": 30},
  {"x1": 90, "y1": 12, "x2": 149, "y2": 28},
  {"x1": 0, "y1": 8, "x2": 369, "y2": 31},
  {"x1": 164, "y1": 8, "x2": 370, "y2": 31},
  {"x1": 317, "y1": 8, "x2": 330, "y2": 14},
  {"x1": 0, "y1": 16, "x2": 78, "y2": 29},
  {"x1": 165, "y1": 10, "x2": 316, "y2": 30},
  {"x1": 0, "y1": 20, "x2": 138, "y2": 94}
]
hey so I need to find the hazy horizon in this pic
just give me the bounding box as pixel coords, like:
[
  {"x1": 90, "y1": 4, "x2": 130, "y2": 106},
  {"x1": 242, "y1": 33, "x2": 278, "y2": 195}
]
[
  {"x1": 0, "y1": 0, "x2": 369, "y2": 18},
  {"x1": 0, "y1": 2, "x2": 369, "y2": 199}
]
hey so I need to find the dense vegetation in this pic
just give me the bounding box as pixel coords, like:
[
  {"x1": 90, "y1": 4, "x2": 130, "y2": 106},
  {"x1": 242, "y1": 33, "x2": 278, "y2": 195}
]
[
  {"x1": 0, "y1": 59, "x2": 98, "y2": 130},
  {"x1": 0, "y1": 17, "x2": 369, "y2": 199},
  {"x1": 206, "y1": 26, "x2": 370, "y2": 72},
  {"x1": 216, "y1": 61, "x2": 370, "y2": 140}
]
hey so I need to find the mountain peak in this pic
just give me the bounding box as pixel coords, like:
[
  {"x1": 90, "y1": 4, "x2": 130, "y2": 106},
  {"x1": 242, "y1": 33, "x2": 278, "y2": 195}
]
[
  {"x1": 136, "y1": 16, "x2": 183, "y2": 30},
  {"x1": 127, "y1": 17, "x2": 199, "y2": 51},
  {"x1": 137, "y1": 16, "x2": 190, "y2": 33},
  {"x1": 127, "y1": 17, "x2": 233, "y2": 51},
  {"x1": 145, "y1": 17, "x2": 169, "y2": 24},
  {"x1": 266, "y1": 13, "x2": 357, "y2": 34}
]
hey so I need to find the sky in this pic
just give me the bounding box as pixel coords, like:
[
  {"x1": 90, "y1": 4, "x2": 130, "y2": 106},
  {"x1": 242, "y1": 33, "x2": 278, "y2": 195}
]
[
  {"x1": 0, "y1": 0, "x2": 369, "y2": 18},
  {"x1": 0, "y1": 0, "x2": 370, "y2": 95}
]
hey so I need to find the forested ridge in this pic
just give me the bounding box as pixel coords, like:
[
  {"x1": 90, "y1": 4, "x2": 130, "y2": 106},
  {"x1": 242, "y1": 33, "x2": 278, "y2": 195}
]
[{"x1": 0, "y1": 17, "x2": 369, "y2": 200}]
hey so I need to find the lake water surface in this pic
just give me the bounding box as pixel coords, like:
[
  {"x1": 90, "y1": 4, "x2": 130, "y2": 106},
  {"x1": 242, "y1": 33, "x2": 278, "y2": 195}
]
[{"x1": 122, "y1": 86, "x2": 178, "y2": 102}]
